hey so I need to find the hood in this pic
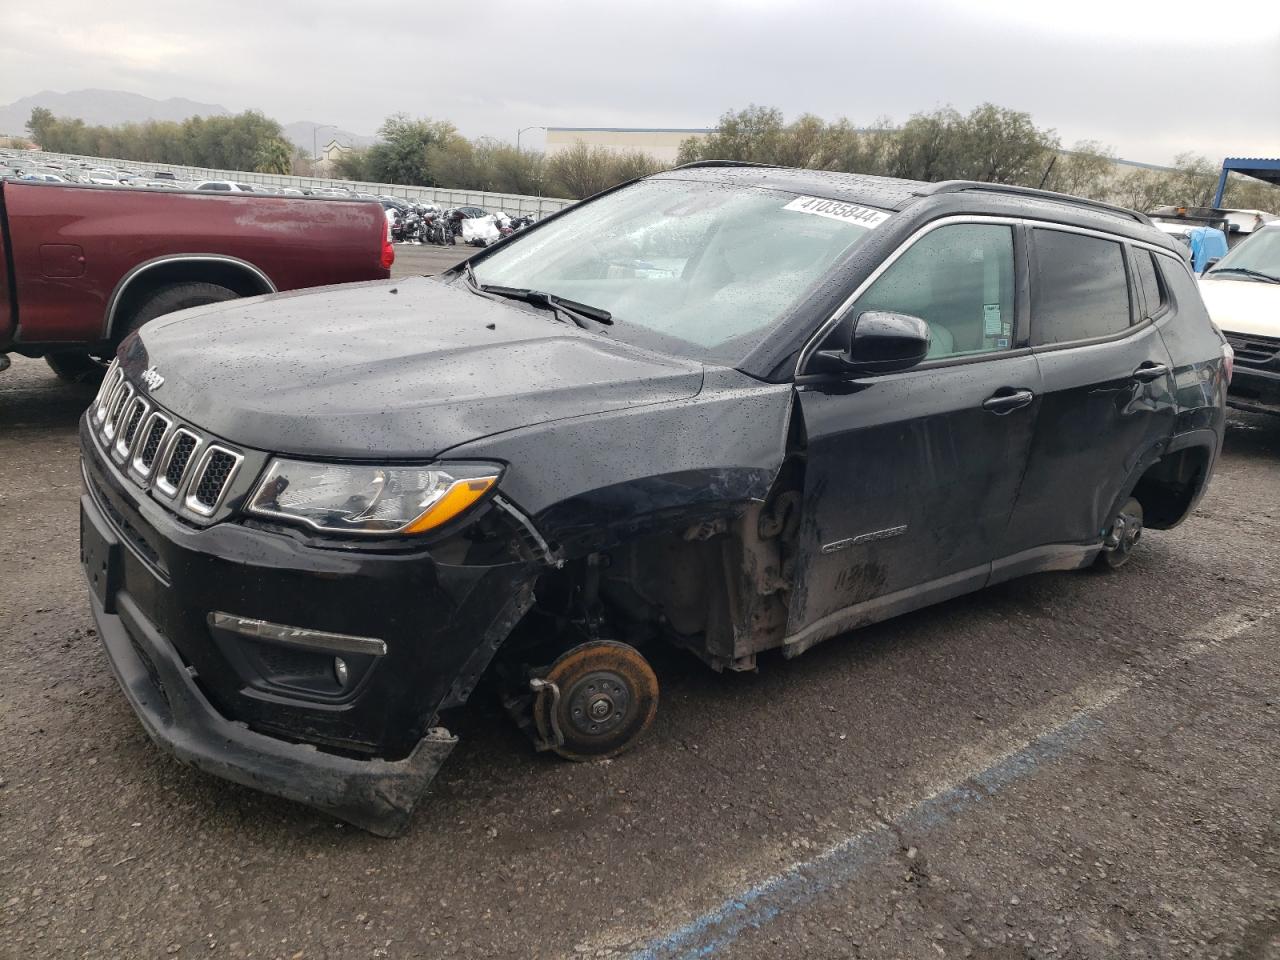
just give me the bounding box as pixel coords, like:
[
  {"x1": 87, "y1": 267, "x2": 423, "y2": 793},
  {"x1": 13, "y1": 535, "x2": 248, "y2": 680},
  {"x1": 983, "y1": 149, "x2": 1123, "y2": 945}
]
[
  {"x1": 1198, "y1": 275, "x2": 1280, "y2": 339},
  {"x1": 122, "y1": 276, "x2": 704, "y2": 458}
]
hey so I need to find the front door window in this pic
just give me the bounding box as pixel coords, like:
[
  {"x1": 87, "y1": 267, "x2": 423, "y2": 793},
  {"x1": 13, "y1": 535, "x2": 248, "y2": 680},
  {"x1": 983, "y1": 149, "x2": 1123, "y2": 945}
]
[{"x1": 849, "y1": 223, "x2": 1017, "y2": 359}]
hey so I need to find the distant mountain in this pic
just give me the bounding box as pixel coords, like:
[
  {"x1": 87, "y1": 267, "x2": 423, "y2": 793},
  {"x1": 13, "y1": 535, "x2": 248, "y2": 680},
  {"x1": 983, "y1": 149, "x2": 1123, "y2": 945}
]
[
  {"x1": 0, "y1": 90, "x2": 377, "y2": 155},
  {"x1": 283, "y1": 121, "x2": 377, "y2": 157},
  {"x1": 0, "y1": 88, "x2": 230, "y2": 136}
]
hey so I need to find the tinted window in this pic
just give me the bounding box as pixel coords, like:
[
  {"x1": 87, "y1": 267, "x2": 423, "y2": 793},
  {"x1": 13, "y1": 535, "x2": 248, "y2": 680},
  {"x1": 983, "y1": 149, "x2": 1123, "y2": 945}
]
[
  {"x1": 199, "y1": 182, "x2": 230, "y2": 191},
  {"x1": 849, "y1": 223, "x2": 1016, "y2": 360},
  {"x1": 1156, "y1": 255, "x2": 1209, "y2": 320},
  {"x1": 1033, "y1": 230, "x2": 1132, "y2": 344},
  {"x1": 1133, "y1": 249, "x2": 1165, "y2": 317}
]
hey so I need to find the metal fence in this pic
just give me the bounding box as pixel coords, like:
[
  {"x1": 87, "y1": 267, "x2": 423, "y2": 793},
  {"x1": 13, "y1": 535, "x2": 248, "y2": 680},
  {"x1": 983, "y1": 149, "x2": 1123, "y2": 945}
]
[{"x1": 15, "y1": 150, "x2": 575, "y2": 219}]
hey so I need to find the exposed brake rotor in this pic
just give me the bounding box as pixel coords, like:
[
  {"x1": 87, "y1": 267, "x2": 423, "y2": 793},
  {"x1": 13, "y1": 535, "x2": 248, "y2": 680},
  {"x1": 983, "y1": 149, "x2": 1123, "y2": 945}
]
[{"x1": 533, "y1": 640, "x2": 659, "y2": 762}]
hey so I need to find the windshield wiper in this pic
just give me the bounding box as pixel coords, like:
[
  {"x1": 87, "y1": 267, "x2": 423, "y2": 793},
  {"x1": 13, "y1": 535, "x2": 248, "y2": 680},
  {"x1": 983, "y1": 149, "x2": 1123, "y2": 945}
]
[
  {"x1": 1206, "y1": 266, "x2": 1280, "y2": 284},
  {"x1": 478, "y1": 284, "x2": 615, "y2": 328}
]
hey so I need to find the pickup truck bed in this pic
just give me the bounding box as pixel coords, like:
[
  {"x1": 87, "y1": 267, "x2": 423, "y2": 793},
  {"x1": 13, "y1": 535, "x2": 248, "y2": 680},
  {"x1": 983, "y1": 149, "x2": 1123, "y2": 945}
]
[{"x1": 0, "y1": 180, "x2": 393, "y2": 378}]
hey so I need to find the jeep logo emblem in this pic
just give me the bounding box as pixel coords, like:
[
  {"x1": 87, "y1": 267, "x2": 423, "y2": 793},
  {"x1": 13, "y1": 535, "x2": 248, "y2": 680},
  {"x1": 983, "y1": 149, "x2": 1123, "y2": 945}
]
[{"x1": 140, "y1": 366, "x2": 164, "y2": 391}]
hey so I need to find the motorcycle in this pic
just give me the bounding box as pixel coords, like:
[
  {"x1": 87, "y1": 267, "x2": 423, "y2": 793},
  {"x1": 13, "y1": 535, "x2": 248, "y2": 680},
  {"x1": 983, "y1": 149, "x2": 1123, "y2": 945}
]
[
  {"x1": 401, "y1": 209, "x2": 423, "y2": 244},
  {"x1": 420, "y1": 205, "x2": 448, "y2": 245},
  {"x1": 389, "y1": 210, "x2": 409, "y2": 244}
]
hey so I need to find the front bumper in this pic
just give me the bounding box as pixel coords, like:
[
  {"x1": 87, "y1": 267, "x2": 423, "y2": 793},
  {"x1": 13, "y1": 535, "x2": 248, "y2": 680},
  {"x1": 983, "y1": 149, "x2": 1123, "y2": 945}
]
[
  {"x1": 1227, "y1": 366, "x2": 1280, "y2": 415},
  {"x1": 87, "y1": 578, "x2": 456, "y2": 836},
  {"x1": 79, "y1": 416, "x2": 537, "y2": 834}
]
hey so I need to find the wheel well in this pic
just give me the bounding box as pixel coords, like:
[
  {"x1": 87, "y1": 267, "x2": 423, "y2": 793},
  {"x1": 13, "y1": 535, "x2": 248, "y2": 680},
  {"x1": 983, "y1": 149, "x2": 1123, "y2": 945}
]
[
  {"x1": 1130, "y1": 445, "x2": 1211, "y2": 530},
  {"x1": 108, "y1": 259, "x2": 273, "y2": 341},
  {"x1": 515, "y1": 404, "x2": 810, "y2": 673}
]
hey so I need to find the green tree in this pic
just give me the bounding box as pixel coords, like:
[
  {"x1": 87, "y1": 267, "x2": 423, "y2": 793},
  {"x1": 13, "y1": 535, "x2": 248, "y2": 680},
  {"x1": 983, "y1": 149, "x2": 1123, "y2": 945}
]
[
  {"x1": 254, "y1": 136, "x2": 293, "y2": 174},
  {"x1": 1043, "y1": 141, "x2": 1117, "y2": 198},
  {"x1": 678, "y1": 105, "x2": 787, "y2": 165},
  {"x1": 331, "y1": 149, "x2": 371, "y2": 182},
  {"x1": 24, "y1": 107, "x2": 291, "y2": 172},
  {"x1": 25, "y1": 107, "x2": 56, "y2": 147},
  {"x1": 364, "y1": 114, "x2": 461, "y2": 185},
  {"x1": 544, "y1": 142, "x2": 664, "y2": 200},
  {"x1": 956, "y1": 104, "x2": 1058, "y2": 184},
  {"x1": 425, "y1": 136, "x2": 481, "y2": 189},
  {"x1": 1111, "y1": 168, "x2": 1172, "y2": 211},
  {"x1": 1167, "y1": 153, "x2": 1220, "y2": 208}
]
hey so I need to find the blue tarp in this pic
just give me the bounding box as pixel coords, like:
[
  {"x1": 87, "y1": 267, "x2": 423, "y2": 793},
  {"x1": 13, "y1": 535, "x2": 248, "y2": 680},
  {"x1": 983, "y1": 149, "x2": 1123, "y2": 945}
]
[{"x1": 1187, "y1": 226, "x2": 1229, "y2": 273}]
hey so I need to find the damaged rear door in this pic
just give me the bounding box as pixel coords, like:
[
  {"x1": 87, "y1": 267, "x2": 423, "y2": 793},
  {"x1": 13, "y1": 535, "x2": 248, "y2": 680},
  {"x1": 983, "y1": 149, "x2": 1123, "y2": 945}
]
[{"x1": 784, "y1": 219, "x2": 1041, "y2": 652}]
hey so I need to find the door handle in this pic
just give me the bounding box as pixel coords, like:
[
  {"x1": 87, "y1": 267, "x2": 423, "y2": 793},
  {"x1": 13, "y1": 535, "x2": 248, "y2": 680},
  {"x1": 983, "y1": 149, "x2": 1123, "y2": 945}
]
[
  {"x1": 1132, "y1": 362, "x2": 1169, "y2": 383},
  {"x1": 982, "y1": 388, "x2": 1035, "y2": 415}
]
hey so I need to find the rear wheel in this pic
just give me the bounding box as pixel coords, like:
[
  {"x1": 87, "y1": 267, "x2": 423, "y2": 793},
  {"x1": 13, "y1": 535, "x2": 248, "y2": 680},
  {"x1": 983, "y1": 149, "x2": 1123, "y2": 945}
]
[
  {"x1": 533, "y1": 641, "x2": 659, "y2": 761},
  {"x1": 122, "y1": 281, "x2": 239, "y2": 338},
  {"x1": 1096, "y1": 497, "x2": 1144, "y2": 570}
]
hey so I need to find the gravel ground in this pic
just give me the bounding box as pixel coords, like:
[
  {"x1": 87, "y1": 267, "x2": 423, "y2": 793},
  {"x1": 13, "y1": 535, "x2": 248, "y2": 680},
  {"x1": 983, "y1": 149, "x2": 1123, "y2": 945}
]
[{"x1": 1, "y1": 268, "x2": 1277, "y2": 959}]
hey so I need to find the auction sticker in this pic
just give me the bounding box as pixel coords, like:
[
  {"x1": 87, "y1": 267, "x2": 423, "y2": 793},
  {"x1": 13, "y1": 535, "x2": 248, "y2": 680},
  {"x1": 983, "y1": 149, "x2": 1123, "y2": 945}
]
[{"x1": 783, "y1": 196, "x2": 891, "y2": 227}]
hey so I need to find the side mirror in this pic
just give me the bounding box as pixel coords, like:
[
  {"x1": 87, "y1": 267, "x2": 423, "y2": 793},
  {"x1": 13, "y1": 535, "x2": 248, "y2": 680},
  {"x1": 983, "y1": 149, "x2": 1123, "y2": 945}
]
[
  {"x1": 813, "y1": 311, "x2": 931, "y2": 376},
  {"x1": 1204, "y1": 256, "x2": 1221, "y2": 270}
]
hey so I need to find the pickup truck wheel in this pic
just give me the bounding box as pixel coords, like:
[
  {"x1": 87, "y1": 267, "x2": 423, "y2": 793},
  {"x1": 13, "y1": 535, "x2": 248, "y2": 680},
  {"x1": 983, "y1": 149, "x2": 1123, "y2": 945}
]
[
  {"x1": 1096, "y1": 498, "x2": 1143, "y2": 571},
  {"x1": 122, "y1": 281, "x2": 239, "y2": 337},
  {"x1": 45, "y1": 351, "x2": 108, "y2": 384},
  {"x1": 533, "y1": 640, "x2": 659, "y2": 761}
]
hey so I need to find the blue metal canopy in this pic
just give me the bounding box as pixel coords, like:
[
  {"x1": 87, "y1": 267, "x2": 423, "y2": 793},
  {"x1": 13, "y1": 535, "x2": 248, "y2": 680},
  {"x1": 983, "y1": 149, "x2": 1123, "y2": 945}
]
[{"x1": 1213, "y1": 157, "x2": 1280, "y2": 207}]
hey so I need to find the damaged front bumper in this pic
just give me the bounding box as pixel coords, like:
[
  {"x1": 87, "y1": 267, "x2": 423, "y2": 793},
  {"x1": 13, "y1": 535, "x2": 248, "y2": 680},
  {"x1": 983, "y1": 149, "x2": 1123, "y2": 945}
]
[
  {"x1": 79, "y1": 417, "x2": 538, "y2": 836},
  {"x1": 88, "y1": 582, "x2": 457, "y2": 836}
]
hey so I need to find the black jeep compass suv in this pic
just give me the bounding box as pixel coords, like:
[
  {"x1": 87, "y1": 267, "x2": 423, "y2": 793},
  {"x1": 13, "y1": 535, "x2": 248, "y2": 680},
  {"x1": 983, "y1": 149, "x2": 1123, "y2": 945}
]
[{"x1": 80, "y1": 164, "x2": 1230, "y2": 834}]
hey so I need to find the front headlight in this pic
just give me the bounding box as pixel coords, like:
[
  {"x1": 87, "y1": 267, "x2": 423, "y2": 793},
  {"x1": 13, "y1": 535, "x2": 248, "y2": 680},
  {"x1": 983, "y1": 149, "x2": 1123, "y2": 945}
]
[{"x1": 246, "y1": 459, "x2": 502, "y2": 535}]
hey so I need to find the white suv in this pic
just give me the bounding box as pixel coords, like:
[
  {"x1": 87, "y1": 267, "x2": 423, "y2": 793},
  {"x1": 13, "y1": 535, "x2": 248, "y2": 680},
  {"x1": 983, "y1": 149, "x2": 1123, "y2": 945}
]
[{"x1": 1199, "y1": 225, "x2": 1280, "y2": 414}]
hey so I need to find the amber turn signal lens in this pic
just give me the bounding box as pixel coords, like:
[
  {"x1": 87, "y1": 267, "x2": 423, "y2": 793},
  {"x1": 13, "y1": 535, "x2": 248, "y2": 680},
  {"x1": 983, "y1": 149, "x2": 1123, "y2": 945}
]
[{"x1": 402, "y1": 476, "x2": 497, "y2": 534}]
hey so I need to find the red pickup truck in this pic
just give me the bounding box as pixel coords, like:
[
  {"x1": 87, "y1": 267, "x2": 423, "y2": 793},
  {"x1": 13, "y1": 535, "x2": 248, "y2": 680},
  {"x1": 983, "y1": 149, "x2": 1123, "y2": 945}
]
[{"x1": 0, "y1": 180, "x2": 394, "y2": 381}]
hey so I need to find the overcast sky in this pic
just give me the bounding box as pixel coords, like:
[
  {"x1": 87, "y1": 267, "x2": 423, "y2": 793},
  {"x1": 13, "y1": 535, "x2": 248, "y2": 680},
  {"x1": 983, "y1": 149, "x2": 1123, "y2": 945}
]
[{"x1": 3, "y1": 0, "x2": 1278, "y2": 164}]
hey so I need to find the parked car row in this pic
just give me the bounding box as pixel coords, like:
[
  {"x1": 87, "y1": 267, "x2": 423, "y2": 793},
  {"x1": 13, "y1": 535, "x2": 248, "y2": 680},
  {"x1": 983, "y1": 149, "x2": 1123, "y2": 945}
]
[{"x1": 0, "y1": 149, "x2": 522, "y2": 211}]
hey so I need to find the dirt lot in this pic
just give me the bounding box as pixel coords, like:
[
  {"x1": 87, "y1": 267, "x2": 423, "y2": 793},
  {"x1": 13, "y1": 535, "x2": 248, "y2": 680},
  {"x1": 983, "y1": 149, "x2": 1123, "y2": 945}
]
[{"x1": 2, "y1": 258, "x2": 1278, "y2": 959}]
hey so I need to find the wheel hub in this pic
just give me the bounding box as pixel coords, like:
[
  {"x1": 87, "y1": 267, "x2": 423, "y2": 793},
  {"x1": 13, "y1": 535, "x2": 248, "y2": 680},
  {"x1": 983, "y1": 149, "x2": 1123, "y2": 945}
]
[{"x1": 566, "y1": 671, "x2": 631, "y2": 737}]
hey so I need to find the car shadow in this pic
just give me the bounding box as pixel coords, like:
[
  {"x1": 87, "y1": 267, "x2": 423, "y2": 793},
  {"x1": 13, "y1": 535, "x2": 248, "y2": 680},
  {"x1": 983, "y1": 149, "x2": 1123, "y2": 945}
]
[
  {"x1": 1223, "y1": 410, "x2": 1280, "y2": 457},
  {"x1": 0, "y1": 358, "x2": 99, "y2": 434}
]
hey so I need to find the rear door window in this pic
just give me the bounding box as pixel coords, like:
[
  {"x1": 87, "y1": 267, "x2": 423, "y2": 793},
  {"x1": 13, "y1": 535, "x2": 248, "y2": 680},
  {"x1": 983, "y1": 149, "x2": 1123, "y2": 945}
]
[{"x1": 1032, "y1": 230, "x2": 1132, "y2": 345}]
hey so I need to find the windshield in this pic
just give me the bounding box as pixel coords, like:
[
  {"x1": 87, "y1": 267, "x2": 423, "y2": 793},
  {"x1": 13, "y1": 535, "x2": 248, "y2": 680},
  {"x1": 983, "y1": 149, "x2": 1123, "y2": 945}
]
[
  {"x1": 471, "y1": 179, "x2": 889, "y2": 363},
  {"x1": 1207, "y1": 227, "x2": 1280, "y2": 280}
]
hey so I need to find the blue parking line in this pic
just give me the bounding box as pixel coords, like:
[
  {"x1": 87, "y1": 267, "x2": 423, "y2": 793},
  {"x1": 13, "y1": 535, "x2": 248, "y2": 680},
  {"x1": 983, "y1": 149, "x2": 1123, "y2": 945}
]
[{"x1": 626, "y1": 709, "x2": 1104, "y2": 959}]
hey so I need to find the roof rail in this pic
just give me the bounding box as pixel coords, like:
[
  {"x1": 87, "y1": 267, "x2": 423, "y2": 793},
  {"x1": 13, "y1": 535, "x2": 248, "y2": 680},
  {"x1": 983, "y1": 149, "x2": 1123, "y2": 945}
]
[
  {"x1": 673, "y1": 160, "x2": 781, "y2": 170},
  {"x1": 922, "y1": 180, "x2": 1151, "y2": 225}
]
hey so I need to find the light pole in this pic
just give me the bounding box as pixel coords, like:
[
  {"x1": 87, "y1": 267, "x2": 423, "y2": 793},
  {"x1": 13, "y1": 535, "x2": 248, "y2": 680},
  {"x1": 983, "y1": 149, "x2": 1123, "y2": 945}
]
[{"x1": 517, "y1": 125, "x2": 546, "y2": 153}]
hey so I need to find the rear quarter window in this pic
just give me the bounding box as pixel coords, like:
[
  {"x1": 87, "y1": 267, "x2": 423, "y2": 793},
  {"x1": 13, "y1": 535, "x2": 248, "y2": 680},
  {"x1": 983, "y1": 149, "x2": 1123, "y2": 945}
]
[
  {"x1": 1032, "y1": 229, "x2": 1132, "y2": 345},
  {"x1": 1133, "y1": 249, "x2": 1167, "y2": 318}
]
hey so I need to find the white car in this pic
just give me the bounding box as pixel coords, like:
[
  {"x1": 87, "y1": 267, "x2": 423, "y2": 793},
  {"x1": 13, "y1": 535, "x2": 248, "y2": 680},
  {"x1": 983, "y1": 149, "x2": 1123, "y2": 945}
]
[
  {"x1": 1198, "y1": 224, "x2": 1280, "y2": 415},
  {"x1": 192, "y1": 180, "x2": 258, "y2": 193}
]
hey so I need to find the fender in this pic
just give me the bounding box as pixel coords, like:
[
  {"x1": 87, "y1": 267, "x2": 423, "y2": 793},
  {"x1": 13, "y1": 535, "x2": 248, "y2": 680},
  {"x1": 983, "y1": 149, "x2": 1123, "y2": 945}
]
[
  {"x1": 103, "y1": 254, "x2": 277, "y2": 339},
  {"x1": 443, "y1": 368, "x2": 796, "y2": 558}
]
